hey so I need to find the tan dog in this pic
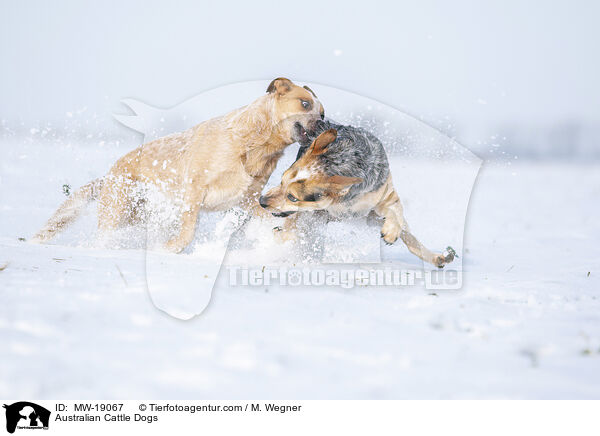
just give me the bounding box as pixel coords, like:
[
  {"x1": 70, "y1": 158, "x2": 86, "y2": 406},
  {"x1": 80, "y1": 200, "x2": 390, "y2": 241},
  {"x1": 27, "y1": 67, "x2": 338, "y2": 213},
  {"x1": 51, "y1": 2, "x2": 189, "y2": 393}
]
[
  {"x1": 259, "y1": 125, "x2": 455, "y2": 268},
  {"x1": 33, "y1": 78, "x2": 324, "y2": 252}
]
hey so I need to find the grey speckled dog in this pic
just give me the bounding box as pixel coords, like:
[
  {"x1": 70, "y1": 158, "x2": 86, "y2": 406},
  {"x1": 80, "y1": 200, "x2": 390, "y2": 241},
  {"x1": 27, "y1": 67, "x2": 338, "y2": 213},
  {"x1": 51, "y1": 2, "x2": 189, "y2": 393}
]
[{"x1": 259, "y1": 120, "x2": 455, "y2": 267}]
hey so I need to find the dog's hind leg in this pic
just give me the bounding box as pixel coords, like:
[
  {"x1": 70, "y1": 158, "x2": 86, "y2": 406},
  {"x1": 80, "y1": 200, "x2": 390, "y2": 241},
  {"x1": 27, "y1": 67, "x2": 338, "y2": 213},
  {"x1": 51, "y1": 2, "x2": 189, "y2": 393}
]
[
  {"x1": 397, "y1": 229, "x2": 453, "y2": 268},
  {"x1": 376, "y1": 189, "x2": 453, "y2": 268},
  {"x1": 31, "y1": 178, "x2": 103, "y2": 243}
]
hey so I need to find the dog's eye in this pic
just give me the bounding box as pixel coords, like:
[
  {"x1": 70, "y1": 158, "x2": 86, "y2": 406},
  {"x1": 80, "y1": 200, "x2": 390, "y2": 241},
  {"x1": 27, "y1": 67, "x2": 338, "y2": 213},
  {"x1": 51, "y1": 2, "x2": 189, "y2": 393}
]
[
  {"x1": 304, "y1": 193, "x2": 322, "y2": 202},
  {"x1": 287, "y1": 194, "x2": 299, "y2": 202},
  {"x1": 300, "y1": 100, "x2": 311, "y2": 110}
]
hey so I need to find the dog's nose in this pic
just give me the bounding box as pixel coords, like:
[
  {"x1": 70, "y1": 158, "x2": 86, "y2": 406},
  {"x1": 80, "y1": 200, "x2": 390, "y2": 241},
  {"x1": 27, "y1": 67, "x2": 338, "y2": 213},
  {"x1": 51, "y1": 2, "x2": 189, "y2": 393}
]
[
  {"x1": 259, "y1": 196, "x2": 269, "y2": 208},
  {"x1": 314, "y1": 119, "x2": 326, "y2": 130},
  {"x1": 320, "y1": 112, "x2": 325, "y2": 120}
]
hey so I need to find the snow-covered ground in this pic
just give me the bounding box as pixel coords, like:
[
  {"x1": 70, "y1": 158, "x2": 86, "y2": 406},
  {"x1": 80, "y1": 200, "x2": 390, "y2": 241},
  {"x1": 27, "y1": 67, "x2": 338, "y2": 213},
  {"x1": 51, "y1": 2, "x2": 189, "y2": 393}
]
[{"x1": 1, "y1": 132, "x2": 599, "y2": 399}]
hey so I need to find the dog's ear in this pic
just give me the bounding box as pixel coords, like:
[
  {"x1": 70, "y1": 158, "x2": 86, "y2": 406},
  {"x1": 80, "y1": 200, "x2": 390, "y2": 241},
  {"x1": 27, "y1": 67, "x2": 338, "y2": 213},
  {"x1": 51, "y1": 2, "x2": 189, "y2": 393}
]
[
  {"x1": 326, "y1": 175, "x2": 363, "y2": 196},
  {"x1": 267, "y1": 77, "x2": 293, "y2": 95},
  {"x1": 303, "y1": 85, "x2": 318, "y2": 98},
  {"x1": 327, "y1": 175, "x2": 363, "y2": 188},
  {"x1": 311, "y1": 129, "x2": 337, "y2": 155}
]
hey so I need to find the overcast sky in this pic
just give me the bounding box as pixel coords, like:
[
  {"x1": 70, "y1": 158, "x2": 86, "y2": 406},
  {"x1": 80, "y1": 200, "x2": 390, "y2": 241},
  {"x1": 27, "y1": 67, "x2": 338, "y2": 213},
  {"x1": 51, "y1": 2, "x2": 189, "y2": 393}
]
[{"x1": 1, "y1": 0, "x2": 599, "y2": 134}]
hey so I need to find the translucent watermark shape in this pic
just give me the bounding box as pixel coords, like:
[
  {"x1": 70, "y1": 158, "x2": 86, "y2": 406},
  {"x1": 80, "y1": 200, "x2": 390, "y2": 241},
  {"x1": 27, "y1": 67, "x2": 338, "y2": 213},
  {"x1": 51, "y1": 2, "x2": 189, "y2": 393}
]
[{"x1": 115, "y1": 80, "x2": 481, "y2": 320}]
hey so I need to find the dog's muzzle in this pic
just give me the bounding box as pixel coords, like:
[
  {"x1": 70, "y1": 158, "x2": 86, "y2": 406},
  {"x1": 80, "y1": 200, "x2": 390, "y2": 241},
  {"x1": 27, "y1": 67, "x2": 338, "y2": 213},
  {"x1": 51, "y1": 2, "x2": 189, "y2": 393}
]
[
  {"x1": 271, "y1": 211, "x2": 296, "y2": 218},
  {"x1": 259, "y1": 196, "x2": 297, "y2": 217}
]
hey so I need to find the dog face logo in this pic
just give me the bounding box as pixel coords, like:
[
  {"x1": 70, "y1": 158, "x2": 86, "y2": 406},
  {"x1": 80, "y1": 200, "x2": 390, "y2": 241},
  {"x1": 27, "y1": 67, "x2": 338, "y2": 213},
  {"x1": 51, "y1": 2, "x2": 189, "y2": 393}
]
[{"x1": 3, "y1": 402, "x2": 50, "y2": 434}]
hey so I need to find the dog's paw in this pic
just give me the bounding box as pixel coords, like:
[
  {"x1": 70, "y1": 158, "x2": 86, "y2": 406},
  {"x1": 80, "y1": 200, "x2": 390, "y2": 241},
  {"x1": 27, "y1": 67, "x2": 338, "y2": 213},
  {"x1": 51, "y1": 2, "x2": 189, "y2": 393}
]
[
  {"x1": 433, "y1": 247, "x2": 457, "y2": 268},
  {"x1": 433, "y1": 255, "x2": 447, "y2": 268},
  {"x1": 380, "y1": 221, "x2": 401, "y2": 245}
]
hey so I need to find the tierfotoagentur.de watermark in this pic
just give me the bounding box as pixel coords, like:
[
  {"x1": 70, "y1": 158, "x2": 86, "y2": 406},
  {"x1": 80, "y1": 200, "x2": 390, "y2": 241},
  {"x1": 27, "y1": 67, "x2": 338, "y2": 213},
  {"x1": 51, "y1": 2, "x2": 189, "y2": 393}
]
[{"x1": 228, "y1": 266, "x2": 461, "y2": 290}]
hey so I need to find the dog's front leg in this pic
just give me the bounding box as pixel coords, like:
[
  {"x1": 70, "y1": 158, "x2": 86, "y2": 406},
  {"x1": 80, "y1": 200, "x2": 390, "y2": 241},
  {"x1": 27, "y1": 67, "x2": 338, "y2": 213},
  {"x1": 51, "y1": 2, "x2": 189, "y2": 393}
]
[
  {"x1": 243, "y1": 177, "x2": 274, "y2": 219},
  {"x1": 164, "y1": 189, "x2": 205, "y2": 253},
  {"x1": 375, "y1": 189, "x2": 453, "y2": 268},
  {"x1": 375, "y1": 189, "x2": 405, "y2": 245}
]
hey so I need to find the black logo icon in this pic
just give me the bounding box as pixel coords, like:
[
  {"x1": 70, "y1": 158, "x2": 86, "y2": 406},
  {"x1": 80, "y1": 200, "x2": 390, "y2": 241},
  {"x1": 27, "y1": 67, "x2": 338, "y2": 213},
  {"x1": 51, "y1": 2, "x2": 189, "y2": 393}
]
[{"x1": 3, "y1": 402, "x2": 50, "y2": 434}]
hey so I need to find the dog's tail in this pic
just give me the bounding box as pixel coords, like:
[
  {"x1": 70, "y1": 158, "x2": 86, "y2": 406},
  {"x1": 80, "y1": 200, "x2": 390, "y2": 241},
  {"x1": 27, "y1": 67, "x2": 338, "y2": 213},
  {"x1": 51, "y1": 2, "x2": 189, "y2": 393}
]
[{"x1": 31, "y1": 178, "x2": 104, "y2": 243}]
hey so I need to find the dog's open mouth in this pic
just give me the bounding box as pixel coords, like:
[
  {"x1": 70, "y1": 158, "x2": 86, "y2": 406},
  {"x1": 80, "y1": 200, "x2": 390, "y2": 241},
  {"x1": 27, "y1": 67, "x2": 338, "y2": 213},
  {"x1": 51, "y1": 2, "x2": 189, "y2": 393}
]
[
  {"x1": 272, "y1": 211, "x2": 296, "y2": 218},
  {"x1": 294, "y1": 122, "x2": 309, "y2": 141}
]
